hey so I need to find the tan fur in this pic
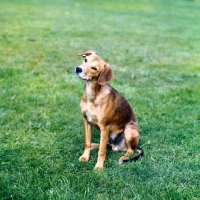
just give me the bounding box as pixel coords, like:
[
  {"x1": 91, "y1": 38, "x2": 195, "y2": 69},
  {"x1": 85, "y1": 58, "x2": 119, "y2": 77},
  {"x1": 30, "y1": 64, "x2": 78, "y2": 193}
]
[{"x1": 75, "y1": 50, "x2": 141, "y2": 169}]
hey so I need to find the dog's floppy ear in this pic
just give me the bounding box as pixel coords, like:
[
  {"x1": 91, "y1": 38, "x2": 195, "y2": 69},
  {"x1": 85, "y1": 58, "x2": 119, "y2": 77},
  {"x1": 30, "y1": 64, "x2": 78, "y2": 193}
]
[
  {"x1": 77, "y1": 50, "x2": 96, "y2": 57},
  {"x1": 98, "y1": 64, "x2": 114, "y2": 85}
]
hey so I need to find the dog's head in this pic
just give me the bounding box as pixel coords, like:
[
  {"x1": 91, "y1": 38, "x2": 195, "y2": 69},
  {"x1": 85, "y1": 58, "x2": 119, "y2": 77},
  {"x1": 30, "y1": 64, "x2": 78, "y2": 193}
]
[{"x1": 75, "y1": 50, "x2": 114, "y2": 85}]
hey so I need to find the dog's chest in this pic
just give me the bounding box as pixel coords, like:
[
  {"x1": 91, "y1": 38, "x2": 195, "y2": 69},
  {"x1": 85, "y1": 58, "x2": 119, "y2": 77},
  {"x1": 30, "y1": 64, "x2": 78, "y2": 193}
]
[{"x1": 85, "y1": 102, "x2": 98, "y2": 124}]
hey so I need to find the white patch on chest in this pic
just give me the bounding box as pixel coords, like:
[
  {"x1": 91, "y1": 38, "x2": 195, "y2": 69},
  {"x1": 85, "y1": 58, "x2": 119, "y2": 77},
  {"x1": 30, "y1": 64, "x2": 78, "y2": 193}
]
[{"x1": 86, "y1": 112, "x2": 92, "y2": 123}]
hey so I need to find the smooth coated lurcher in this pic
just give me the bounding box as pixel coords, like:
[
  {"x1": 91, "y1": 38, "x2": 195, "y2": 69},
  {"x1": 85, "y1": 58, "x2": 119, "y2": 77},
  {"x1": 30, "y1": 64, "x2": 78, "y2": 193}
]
[{"x1": 75, "y1": 50, "x2": 143, "y2": 170}]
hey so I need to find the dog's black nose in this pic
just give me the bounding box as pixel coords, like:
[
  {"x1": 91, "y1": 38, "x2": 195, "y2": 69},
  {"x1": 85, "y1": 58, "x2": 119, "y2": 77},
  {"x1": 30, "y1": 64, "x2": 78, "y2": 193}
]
[{"x1": 76, "y1": 67, "x2": 82, "y2": 73}]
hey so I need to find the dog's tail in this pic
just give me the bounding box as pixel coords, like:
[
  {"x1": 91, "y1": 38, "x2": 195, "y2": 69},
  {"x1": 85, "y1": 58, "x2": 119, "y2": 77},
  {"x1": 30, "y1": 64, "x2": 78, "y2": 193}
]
[{"x1": 123, "y1": 147, "x2": 144, "y2": 163}]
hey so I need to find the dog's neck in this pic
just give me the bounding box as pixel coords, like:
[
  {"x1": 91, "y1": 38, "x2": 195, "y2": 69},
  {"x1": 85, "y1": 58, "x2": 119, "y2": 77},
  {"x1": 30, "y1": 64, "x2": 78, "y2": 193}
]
[
  {"x1": 85, "y1": 80, "x2": 101, "y2": 101},
  {"x1": 84, "y1": 80, "x2": 109, "y2": 102}
]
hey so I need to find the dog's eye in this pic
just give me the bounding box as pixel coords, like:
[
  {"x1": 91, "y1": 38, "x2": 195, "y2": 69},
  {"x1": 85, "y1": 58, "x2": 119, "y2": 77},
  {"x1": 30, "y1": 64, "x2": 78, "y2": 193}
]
[
  {"x1": 84, "y1": 59, "x2": 87, "y2": 62},
  {"x1": 91, "y1": 67, "x2": 97, "y2": 70}
]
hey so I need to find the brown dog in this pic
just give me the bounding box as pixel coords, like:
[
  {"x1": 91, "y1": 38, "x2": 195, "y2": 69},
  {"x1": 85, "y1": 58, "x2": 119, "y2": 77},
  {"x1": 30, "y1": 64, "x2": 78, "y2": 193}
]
[{"x1": 75, "y1": 50, "x2": 143, "y2": 169}]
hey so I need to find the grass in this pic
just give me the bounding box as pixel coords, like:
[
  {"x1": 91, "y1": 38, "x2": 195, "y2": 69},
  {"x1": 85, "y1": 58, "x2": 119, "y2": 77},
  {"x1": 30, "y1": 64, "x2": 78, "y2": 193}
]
[{"x1": 0, "y1": 0, "x2": 200, "y2": 199}]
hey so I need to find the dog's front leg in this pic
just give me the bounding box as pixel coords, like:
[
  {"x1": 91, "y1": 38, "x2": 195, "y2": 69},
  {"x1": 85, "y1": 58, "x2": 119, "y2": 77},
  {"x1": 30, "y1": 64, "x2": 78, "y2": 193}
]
[
  {"x1": 79, "y1": 117, "x2": 92, "y2": 162},
  {"x1": 94, "y1": 125, "x2": 109, "y2": 170}
]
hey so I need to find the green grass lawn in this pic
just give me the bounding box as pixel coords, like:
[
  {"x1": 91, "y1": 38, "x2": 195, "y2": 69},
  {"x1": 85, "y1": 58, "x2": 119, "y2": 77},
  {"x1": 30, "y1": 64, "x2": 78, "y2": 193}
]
[{"x1": 0, "y1": 0, "x2": 200, "y2": 199}]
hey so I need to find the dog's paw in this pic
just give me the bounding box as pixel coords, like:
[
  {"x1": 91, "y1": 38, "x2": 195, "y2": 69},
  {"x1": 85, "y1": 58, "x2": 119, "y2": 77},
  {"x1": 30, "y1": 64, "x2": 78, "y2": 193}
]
[
  {"x1": 94, "y1": 165, "x2": 103, "y2": 170},
  {"x1": 94, "y1": 161, "x2": 104, "y2": 170},
  {"x1": 119, "y1": 159, "x2": 123, "y2": 164},
  {"x1": 79, "y1": 155, "x2": 89, "y2": 162},
  {"x1": 119, "y1": 156, "x2": 128, "y2": 164}
]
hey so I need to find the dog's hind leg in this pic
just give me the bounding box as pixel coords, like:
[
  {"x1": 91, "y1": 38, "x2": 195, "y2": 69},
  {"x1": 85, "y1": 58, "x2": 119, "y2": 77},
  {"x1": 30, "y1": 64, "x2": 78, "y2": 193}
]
[
  {"x1": 119, "y1": 123, "x2": 139, "y2": 164},
  {"x1": 91, "y1": 143, "x2": 100, "y2": 150}
]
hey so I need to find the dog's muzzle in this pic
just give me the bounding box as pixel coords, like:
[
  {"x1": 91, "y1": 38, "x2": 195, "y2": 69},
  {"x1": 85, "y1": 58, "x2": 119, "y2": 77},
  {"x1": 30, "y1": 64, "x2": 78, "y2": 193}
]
[{"x1": 75, "y1": 67, "x2": 82, "y2": 74}]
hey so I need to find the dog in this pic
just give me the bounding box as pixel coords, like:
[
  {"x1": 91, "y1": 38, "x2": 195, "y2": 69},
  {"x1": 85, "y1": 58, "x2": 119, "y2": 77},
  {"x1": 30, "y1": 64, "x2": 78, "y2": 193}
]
[{"x1": 75, "y1": 50, "x2": 143, "y2": 169}]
